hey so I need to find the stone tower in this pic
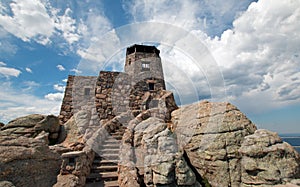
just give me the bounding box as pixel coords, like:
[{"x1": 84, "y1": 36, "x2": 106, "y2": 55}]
[
  {"x1": 124, "y1": 44, "x2": 165, "y2": 91},
  {"x1": 123, "y1": 44, "x2": 166, "y2": 111},
  {"x1": 60, "y1": 44, "x2": 170, "y2": 124}
]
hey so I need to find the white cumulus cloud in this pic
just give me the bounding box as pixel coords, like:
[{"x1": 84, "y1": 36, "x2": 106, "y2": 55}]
[
  {"x1": 56, "y1": 64, "x2": 65, "y2": 71},
  {"x1": 22, "y1": 81, "x2": 39, "y2": 91},
  {"x1": 0, "y1": 82, "x2": 62, "y2": 123},
  {"x1": 0, "y1": 1, "x2": 82, "y2": 47},
  {"x1": 75, "y1": 11, "x2": 115, "y2": 73},
  {"x1": 206, "y1": 0, "x2": 300, "y2": 113},
  {"x1": 44, "y1": 92, "x2": 64, "y2": 101},
  {"x1": 0, "y1": 66, "x2": 21, "y2": 78},
  {"x1": 53, "y1": 84, "x2": 65, "y2": 92},
  {"x1": 123, "y1": 0, "x2": 253, "y2": 36},
  {"x1": 0, "y1": 0, "x2": 55, "y2": 44},
  {"x1": 55, "y1": 8, "x2": 80, "y2": 44},
  {"x1": 122, "y1": 0, "x2": 300, "y2": 115},
  {"x1": 25, "y1": 67, "x2": 32, "y2": 73},
  {"x1": 70, "y1": 68, "x2": 82, "y2": 74}
]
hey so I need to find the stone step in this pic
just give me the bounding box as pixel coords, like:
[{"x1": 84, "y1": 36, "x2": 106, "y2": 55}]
[
  {"x1": 101, "y1": 154, "x2": 119, "y2": 160},
  {"x1": 105, "y1": 136, "x2": 122, "y2": 140},
  {"x1": 100, "y1": 148, "x2": 120, "y2": 152},
  {"x1": 111, "y1": 132, "x2": 124, "y2": 136},
  {"x1": 111, "y1": 136, "x2": 122, "y2": 140},
  {"x1": 108, "y1": 133, "x2": 122, "y2": 137},
  {"x1": 87, "y1": 172, "x2": 118, "y2": 181},
  {"x1": 104, "y1": 180, "x2": 119, "y2": 187},
  {"x1": 101, "y1": 171, "x2": 118, "y2": 180},
  {"x1": 100, "y1": 149, "x2": 119, "y2": 154},
  {"x1": 92, "y1": 165, "x2": 118, "y2": 172},
  {"x1": 102, "y1": 144, "x2": 120, "y2": 149},
  {"x1": 92, "y1": 158, "x2": 119, "y2": 165},
  {"x1": 100, "y1": 159, "x2": 119, "y2": 166},
  {"x1": 104, "y1": 139, "x2": 121, "y2": 144},
  {"x1": 87, "y1": 127, "x2": 126, "y2": 186}
]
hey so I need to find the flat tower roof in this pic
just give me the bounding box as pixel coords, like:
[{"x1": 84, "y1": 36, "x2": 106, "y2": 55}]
[{"x1": 126, "y1": 44, "x2": 160, "y2": 56}]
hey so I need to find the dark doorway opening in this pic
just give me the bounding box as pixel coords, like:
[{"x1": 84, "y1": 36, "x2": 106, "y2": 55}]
[
  {"x1": 69, "y1": 157, "x2": 75, "y2": 165},
  {"x1": 149, "y1": 83, "x2": 154, "y2": 91}
]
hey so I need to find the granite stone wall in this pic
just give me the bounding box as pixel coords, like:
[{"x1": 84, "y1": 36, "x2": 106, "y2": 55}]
[
  {"x1": 95, "y1": 71, "x2": 123, "y2": 121},
  {"x1": 95, "y1": 71, "x2": 167, "y2": 121},
  {"x1": 59, "y1": 75, "x2": 97, "y2": 124}
]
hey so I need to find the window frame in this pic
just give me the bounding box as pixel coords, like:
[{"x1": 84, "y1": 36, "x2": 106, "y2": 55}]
[
  {"x1": 84, "y1": 87, "x2": 90, "y2": 97},
  {"x1": 141, "y1": 62, "x2": 150, "y2": 71}
]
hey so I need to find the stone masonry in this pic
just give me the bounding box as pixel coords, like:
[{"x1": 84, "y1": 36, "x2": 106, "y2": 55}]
[
  {"x1": 59, "y1": 44, "x2": 168, "y2": 124},
  {"x1": 59, "y1": 76, "x2": 97, "y2": 124},
  {"x1": 55, "y1": 44, "x2": 300, "y2": 186},
  {"x1": 57, "y1": 44, "x2": 176, "y2": 186}
]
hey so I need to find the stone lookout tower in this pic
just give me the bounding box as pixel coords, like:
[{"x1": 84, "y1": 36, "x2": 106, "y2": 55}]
[
  {"x1": 125, "y1": 44, "x2": 165, "y2": 83},
  {"x1": 122, "y1": 44, "x2": 166, "y2": 111},
  {"x1": 59, "y1": 44, "x2": 176, "y2": 124},
  {"x1": 58, "y1": 44, "x2": 178, "y2": 185},
  {"x1": 125, "y1": 44, "x2": 165, "y2": 90}
]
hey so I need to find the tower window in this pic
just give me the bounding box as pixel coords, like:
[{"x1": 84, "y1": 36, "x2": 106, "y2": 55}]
[
  {"x1": 84, "y1": 88, "x2": 90, "y2": 96},
  {"x1": 69, "y1": 157, "x2": 75, "y2": 165},
  {"x1": 142, "y1": 62, "x2": 150, "y2": 71},
  {"x1": 149, "y1": 83, "x2": 154, "y2": 91},
  {"x1": 128, "y1": 58, "x2": 131, "y2": 65}
]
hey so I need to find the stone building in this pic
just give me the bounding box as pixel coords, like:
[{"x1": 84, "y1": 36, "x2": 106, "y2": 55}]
[
  {"x1": 59, "y1": 44, "x2": 167, "y2": 124},
  {"x1": 54, "y1": 44, "x2": 300, "y2": 187},
  {"x1": 57, "y1": 44, "x2": 179, "y2": 186}
]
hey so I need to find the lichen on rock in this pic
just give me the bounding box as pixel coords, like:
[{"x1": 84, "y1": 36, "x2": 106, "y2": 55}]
[
  {"x1": 171, "y1": 101, "x2": 300, "y2": 187},
  {"x1": 0, "y1": 135, "x2": 61, "y2": 187},
  {"x1": 119, "y1": 112, "x2": 201, "y2": 187},
  {"x1": 0, "y1": 114, "x2": 61, "y2": 145},
  {"x1": 240, "y1": 129, "x2": 300, "y2": 186}
]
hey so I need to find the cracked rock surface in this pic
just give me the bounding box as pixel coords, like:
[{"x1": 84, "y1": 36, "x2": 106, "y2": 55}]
[
  {"x1": 172, "y1": 101, "x2": 300, "y2": 187},
  {"x1": 240, "y1": 129, "x2": 300, "y2": 186},
  {"x1": 119, "y1": 112, "x2": 201, "y2": 187}
]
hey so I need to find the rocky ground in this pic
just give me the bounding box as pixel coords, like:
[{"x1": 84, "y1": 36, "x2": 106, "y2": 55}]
[
  {"x1": 118, "y1": 101, "x2": 300, "y2": 187},
  {"x1": 174, "y1": 101, "x2": 300, "y2": 187},
  {"x1": 0, "y1": 114, "x2": 62, "y2": 187},
  {"x1": 0, "y1": 101, "x2": 299, "y2": 187}
]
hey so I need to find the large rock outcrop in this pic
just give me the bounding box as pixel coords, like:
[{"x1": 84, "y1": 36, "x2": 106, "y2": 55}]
[
  {"x1": 0, "y1": 114, "x2": 63, "y2": 186},
  {"x1": 1, "y1": 101, "x2": 299, "y2": 187},
  {"x1": 171, "y1": 101, "x2": 300, "y2": 187},
  {"x1": 119, "y1": 110, "x2": 201, "y2": 187},
  {"x1": 240, "y1": 129, "x2": 300, "y2": 186},
  {"x1": 57, "y1": 110, "x2": 91, "y2": 150},
  {"x1": 0, "y1": 135, "x2": 61, "y2": 187},
  {"x1": 0, "y1": 114, "x2": 61, "y2": 144}
]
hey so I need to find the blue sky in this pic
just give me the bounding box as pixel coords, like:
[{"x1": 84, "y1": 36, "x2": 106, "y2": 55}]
[{"x1": 0, "y1": 0, "x2": 299, "y2": 134}]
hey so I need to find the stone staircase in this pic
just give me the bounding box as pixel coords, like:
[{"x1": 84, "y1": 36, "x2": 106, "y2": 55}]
[{"x1": 85, "y1": 127, "x2": 126, "y2": 187}]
